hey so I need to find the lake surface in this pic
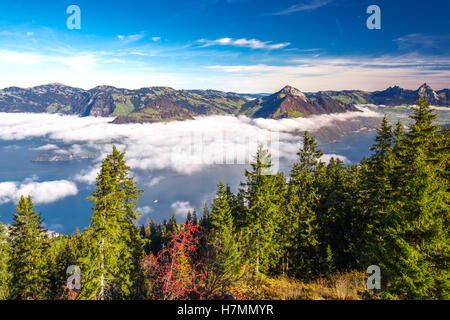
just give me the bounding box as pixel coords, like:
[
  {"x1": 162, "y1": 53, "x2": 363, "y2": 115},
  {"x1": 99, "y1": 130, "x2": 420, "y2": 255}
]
[{"x1": 0, "y1": 130, "x2": 376, "y2": 234}]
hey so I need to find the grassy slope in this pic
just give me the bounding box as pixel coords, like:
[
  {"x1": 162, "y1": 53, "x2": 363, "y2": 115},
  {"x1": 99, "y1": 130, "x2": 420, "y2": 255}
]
[{"x1": 229, "y1": 271, "x2": 377, "y2": 300}]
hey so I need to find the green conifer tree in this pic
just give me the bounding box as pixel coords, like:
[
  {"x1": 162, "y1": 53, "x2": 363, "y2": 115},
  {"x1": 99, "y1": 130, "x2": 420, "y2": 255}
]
[
  {"x1": 377, "y1": 95, "x2": 449, "y2": 299},
  {"x1": 185, "y1": 211, "x2": 193, "y2": 224},
  {"x1": 357, "y1": 116, "x2": 395, "y2": 267},
  {"x1": 207, "y1": 181, "x2": 241, "y2": 294},
  {"x1": 8, "y1": 196, "x2": 49, "y2": 300},
  {"x1": 0, "y1": 222, "x2": 10, "y2": 299},
  {"x1": 79, "y1": 146, "x2": 144, "y2": 300},
  {"x1": 286, "y1": 132, "x2": 325, "y2": 279},
  {"x1": 166, "y1": 212, "x2": 178, "y2": 237},
  {"x1": 240, "y1": 145, "x2": 284, "y2": 275}
]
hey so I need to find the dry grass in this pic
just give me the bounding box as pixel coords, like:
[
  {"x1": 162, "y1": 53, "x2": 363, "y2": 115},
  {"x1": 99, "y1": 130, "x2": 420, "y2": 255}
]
[
  {"x1": 230, "y1": 271, "x2": 368, "y2": 300},
  {"x1": 330, "y1": 272, "x2": 367, "y2": 300}
]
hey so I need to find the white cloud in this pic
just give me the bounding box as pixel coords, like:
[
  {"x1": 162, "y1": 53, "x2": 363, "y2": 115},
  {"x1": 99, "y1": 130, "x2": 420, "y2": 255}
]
[
  {"x1": 104, "y1": 58, "x2": 125, "y2": 64},
  {"x1": 74, "y1": 166, "x2": 100, "y2": 185},
  {"x1": 152, "y1": 37, "x2": 161, "y2": 42},
  {"x1": 0, "y1": 43, "x2": 447, "y2": 92},
  {"x1": 146, "y1": 176, "x2": 165, "y2": 187},
  {"x1": 0, "y1": 182, "x2": 17, "y2": 204},
  {"x1": 0, "y1": 50, "x2": 43, "y2": 65},
  {"x1": 33, "y1": 144, "x2": 58, "y2": 151},
  {"x1": 117, "y1": 34, "x2": 144, "y2": 43},
  {"x1": 137, "y1": 205, "x2": 153, "y2": 215},
  {"x1": 0, "y1": 178, "x2": 78, "y2": 204},
  {"x1": 320, "y1": 153, "x2": 351, "y2": 165},
  {"x1": 251, "y1": 106, "x2": 381, "y2": 132},
  {"x1": 137, "y1": 205, "x2": 155, "y2": 223},
  {"x1": 272, "y1": 0, "x2": 333, "y2": 15},
  {"x1": 170, "y1": 201, "x2": 194, "y2": 219},
  {"x1": 0, "y1": 110, "x2": 381, "y2": 177},
  {"x1": 198, "y1": 38, "x2": 290, "y2": 50}
]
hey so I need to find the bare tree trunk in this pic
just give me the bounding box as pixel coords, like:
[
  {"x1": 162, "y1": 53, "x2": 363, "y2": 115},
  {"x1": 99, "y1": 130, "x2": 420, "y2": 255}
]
[
  {"x1": 99, "y1": 237, "x2": 105, "y2": 300},
  {"x1": 255, "y1": 239, "x2": 259, "y2": 274}
]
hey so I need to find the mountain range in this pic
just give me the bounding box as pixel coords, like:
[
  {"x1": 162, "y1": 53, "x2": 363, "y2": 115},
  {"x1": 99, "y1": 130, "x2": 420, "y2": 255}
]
[
  {"x1": 309, "y1": 83, "x2": 449, "y2": 107},
  {"x1": 0, "y1": 83, "x2": 447, "y2": 124}
]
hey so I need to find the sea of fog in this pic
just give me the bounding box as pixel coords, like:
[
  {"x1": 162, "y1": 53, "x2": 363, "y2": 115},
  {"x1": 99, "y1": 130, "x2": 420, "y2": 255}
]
[{"x1": 0, "y1": 106, "x2": 448, "y2": 234}]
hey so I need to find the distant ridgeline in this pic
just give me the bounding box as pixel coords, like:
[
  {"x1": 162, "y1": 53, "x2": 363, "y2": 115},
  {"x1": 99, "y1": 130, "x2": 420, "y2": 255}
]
[{"x1": 0, "y1": 83, "x2": 448, "y2": 124}]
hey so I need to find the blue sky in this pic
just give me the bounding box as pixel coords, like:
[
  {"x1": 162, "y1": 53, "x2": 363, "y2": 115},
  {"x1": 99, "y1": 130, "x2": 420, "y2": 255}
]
[{"x1": 0, "y1": 0, "x2": 449, "y2": 92}]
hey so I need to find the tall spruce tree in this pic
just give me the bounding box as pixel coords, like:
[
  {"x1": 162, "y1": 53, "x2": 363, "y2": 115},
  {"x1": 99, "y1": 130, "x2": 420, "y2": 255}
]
[
  {"x1": 0, "y1": 222, "x2": 10, "y2": 299},
  {"x1": 8, "y1": 196, "x2": 49, "y2": 299},
  {"x1": 240, "y1": 145, "x2": 284, "y2": 275},
  {"x1": 185, "y1": 211, "x2": 193, "y2": 224},
  {"x1": 192, "y1": 211, "x2": 198, "y2": 226},
  {"x1": 207, "y1": 181, "x2": 241, "y2": 293},
  {"x1": 286, "y1": 132, "x2": 325, "y2": 279},
  {"x1": 376, "y1": 95, "x2": 449, "y2": 299},
  {"x1": 79, "y1": 146, "x2": 144, "y2": 300},
  {"x1": 166, "y1": 212, "x2": 178, "y2": 238},
  {"x1": 315, "y1": 157, "x2": 349, "y2": 272},
  {"x1": 366, "y1": 115, "x2": 395, "y2": 206},
  {"x1": 358, "y1": 116, "x2": 395, "y2": 267},
  {"x1": 337, "y1": 161, "x2": 367, "y2": 270}
]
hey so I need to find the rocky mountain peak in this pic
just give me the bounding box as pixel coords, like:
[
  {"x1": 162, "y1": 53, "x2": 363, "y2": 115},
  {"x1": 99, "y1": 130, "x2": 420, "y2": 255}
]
[
  {"x1": 417, "y1": 83, "x2": 439, "y2": 101},
  {"x1": 279, "y1": 85, "x2": 307, "y2": 101},
  {"x1": 418, "y1": 82, "x2": 431, "y2": 90}
]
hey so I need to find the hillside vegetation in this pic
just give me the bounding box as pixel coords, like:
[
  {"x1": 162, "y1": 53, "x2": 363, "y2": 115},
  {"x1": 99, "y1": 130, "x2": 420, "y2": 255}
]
[{"x1": 1, "y1": 83, "x2": 447, "y2": 124}]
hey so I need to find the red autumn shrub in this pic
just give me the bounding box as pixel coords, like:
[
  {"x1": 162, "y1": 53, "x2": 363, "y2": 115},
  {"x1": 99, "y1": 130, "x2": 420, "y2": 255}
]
[{"x1": 143, "y1": 221, "x2": 208, "y2": 300}]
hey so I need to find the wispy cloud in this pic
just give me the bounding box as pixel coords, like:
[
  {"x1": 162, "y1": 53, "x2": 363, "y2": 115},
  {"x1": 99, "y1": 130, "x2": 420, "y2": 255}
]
[
  {"x1": 0, "y1": 49, "x2": 100, "y2": 72},
  {"x1": 272, "y1": 0, "x2": 334, "y2": 15},
  {"x1": 117, "y1": 33, "x2": 145, "y2": 44},
  {"x1": 0, "y1": 25, "x2": 448, "y2": 92},
  {"x1": 146, "y1": 176, "x2": 165, "y2": 187},
  {"x1": 0, "y1": 50, "x2": 43, "y2": 65},
  {"x1": 394, "y1": 33, "x2": 450, "y2": 53},
  {"x1": 203, "y1": 54, "x2": 450, "y2": 91},
  {"x1": 197, "y1": 37, "x2": 290, "y2": 50}
]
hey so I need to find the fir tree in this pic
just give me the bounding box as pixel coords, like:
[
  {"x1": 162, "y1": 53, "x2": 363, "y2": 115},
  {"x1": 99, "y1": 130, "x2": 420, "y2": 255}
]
[
  {"x1": 207, "y1": 181, "x2": 241, "y2": 294},
  {"x1": 286, "y1": 132, "x2": 325, "y2": 279},
  {"x1": 149, "y1": 220, "x2": 163, "y2": 256},
  {"x1": 8, "y1": 196, "x2": 49, "y2": 300},
  {"x1": 200, "y1": 203, "x2": 211, "y2": 230},
  {"x1": 79, "y1": 146, "x2": 144, "y2": 300},
  {"x1": 166, "y1": 212, "x2": 178, "y2": 238},
  {"x1": 196, "y1": 203, "x2": 212, "y2": 266},
  {"x1": 0, "y1": 222, "x2": 10, "y2": 299},
  {"x1": 377, "y1": 95, "x2": 449, "y2": 299},
  {"x1": 185, "y1": 211, "x2": 193, "y2": 224},
  {"x1": 240, "y1": 145, "x2": 284, "y2": 275},
  {"x1": 357, "y1": 116, "x2": 395, "y2": 267},
  {"x1": 192, "y1": 210, "x2": 198, "y2": 226},
  {"x1": 316, "y1": 158, "x2": 345, "y2": 272}
]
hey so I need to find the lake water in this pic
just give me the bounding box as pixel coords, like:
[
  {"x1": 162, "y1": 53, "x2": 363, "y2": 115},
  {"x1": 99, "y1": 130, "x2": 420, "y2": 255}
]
[{"x1": 0, "y1": 129, "x2": 377, "y2": 235}]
